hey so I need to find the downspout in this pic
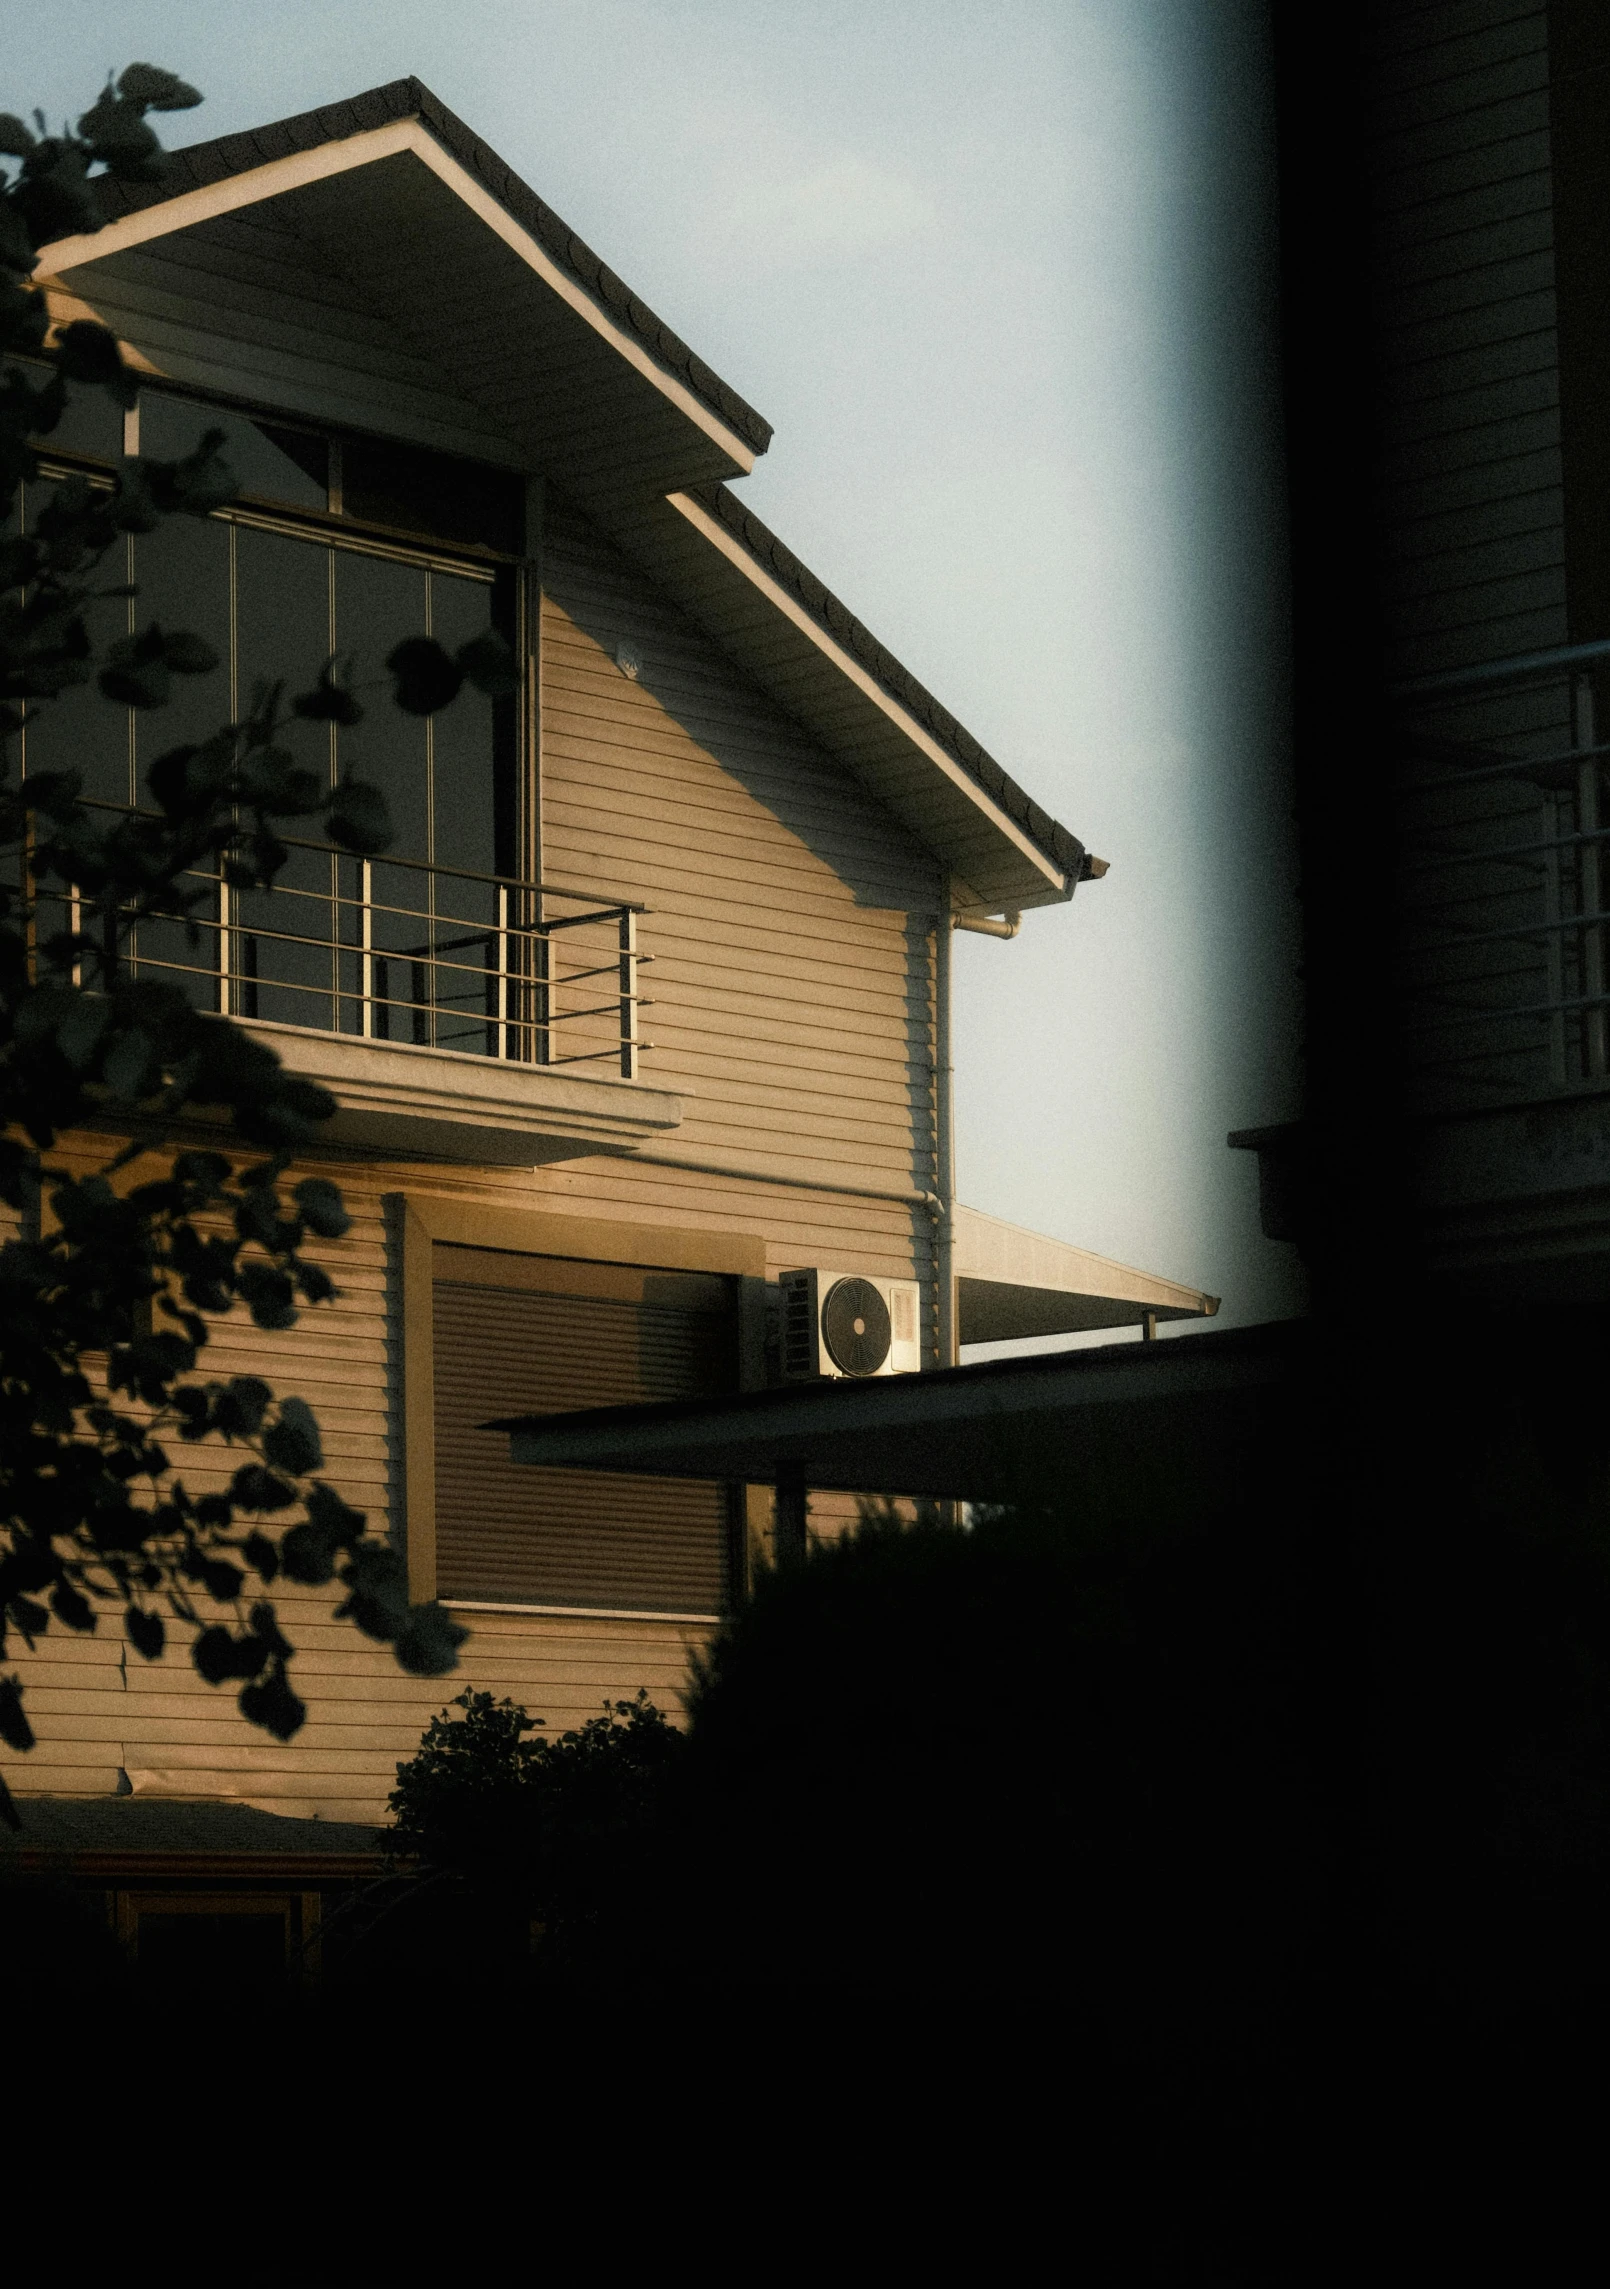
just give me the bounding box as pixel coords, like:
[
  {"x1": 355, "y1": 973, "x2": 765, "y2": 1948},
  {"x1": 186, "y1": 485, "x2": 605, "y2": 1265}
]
[
  {"x1": 936, "y1": 899, "x2": 957, "y2": 1367},
  {"x1": 953, "y1": 909, "x2": 1022, "y2": 940}
]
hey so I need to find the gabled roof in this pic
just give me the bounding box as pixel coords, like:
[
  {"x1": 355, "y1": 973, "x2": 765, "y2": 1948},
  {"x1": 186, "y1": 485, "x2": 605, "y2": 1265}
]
[
  {"x1": 93, "y1": 76, "x2": 773, "y2": 461},
  {"x1": 683, "y1": 485, "x2": 1095, "y2": 891},
  {"x1": 37, "y1": 80, "x2": 1100, "y2": 911}
]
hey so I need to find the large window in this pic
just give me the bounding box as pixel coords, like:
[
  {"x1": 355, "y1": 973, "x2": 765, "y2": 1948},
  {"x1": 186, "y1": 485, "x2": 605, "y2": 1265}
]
[
  {"x1": 18, "y1": 384, "x2": 524, "y2": 1053},
  {"x1": 431, "y1": 1243, "x2": 739, "y2": 1616}
]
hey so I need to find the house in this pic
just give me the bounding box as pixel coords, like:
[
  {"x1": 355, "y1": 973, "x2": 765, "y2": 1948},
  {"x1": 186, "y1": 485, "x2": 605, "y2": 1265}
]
[{"x1": 3, "y1": 81, "x2": 1216, "y2": 1959}]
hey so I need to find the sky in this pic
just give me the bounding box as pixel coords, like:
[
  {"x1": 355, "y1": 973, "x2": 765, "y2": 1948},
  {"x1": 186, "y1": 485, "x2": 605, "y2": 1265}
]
[{"x1": 14, "y1": 0, "x2": 1307, "y2": 1333}]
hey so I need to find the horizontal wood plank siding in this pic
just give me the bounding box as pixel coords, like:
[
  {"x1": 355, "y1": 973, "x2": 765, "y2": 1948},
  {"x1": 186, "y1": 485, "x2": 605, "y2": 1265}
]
[
  {"x1": 5, "y1": 486, "x2": 944, "y2": 1816},
  {"x1": 1, "y1": 1138, "x2": 724, "y2": 1821},
  {"x1": 10, "y1": 195, "x2": 951, "y2": 1823},
  {"x1": 1369, "y1": 1, "x2": 1567, "y2": 678},
  {"x1": 538, "y1": 487, "x2": 942, "y2": 1197}
]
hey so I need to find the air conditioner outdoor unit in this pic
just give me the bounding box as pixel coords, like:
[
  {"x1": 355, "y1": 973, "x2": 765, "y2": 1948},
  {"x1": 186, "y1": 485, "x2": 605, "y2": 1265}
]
[{"x1": 778, "y1": 1269, "x2": 923, "y2": 1381}]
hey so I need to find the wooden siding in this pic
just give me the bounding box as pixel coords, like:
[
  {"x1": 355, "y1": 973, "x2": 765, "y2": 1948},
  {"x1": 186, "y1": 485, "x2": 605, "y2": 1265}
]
[
  {"x1": 11, "y1": 169, "x2": 952, "y2": 1824},
  {"x1": 534, "y1": 487, "x2": 944, "y2": 1264},
  {"x1": 0, "y1": 1139, "x2": 800, "y2": 1820},
  {"x1": 1368, "y1": 0, "x2": 1567, "y2": 679},
  {"x1": 4, "y1": 499, "x2": 946, "y2": 1822}
]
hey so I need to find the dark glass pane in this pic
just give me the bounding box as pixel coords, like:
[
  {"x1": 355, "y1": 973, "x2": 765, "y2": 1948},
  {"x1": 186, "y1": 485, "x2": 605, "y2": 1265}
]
[
  {"x1": 131, "y1": 514, "x2": 231, "y2": 775},
  {"x1": 334, "y1": 548, "x2": 430, "y2": 1043},
  {"x1": 234, "y1": 527, "x2": 335, "y2": 1025},
  {"x1": 236, "y1": 523, "x2": 332, "y2": 703},
  {"x1": 427, "y1": 570, "x2": 501, "y2": 1052},
  {"x1": 21, "y1": 485, "x2": 131, "y2": 808},
  {"x1": 333, "y1": 549, "x2": 428, "y2": 856},
  {"x1": 16, "y1": 358, "x2": 123, "y2": 462},
  {"x1": 141, "y1": 390, "x2": 328, "y2": 511},
  {"x1": 335, "y1": 852, "x2": 372, "y2": 1037},
  {"x1": 430, "y1": 570, "x2": 498, "y2": 886},
  {"x1": 133, "y1": 898, "x2": 223, "y2": 1013},
  {"x1": 30, "y1": 891, "x2": 80, "y2": 978},
  {"x1": 236, "y1": 845, "x2": 336, "y2": 1030},
  {"x1": 335, "y1": 546, "x2": 431, "y2": 1040},
  {"x1": 343, "y1": 435, "x2": 521, "y2": 555}
]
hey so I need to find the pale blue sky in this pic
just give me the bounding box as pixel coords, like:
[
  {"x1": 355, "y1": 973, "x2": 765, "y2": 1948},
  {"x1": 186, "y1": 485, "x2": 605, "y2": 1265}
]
[{"x1": 15, "y1": 0, "x2": 1305, "y2": 1330}]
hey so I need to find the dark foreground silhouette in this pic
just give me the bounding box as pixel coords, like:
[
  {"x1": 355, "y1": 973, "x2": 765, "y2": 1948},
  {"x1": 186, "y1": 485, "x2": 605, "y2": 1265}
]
[{"x1": 11, "y1": 1312, "x2": 1610, "y2": 2260}]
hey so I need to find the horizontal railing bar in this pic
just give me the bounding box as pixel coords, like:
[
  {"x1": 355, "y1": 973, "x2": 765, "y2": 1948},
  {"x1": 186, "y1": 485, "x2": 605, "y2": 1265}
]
[
  {"x1": 1407, "y1": 988, "x2": 1610, "y2": 1032},
  {"x1": 1398, "y1": 739, "x2": 1610, "y2": 794},
  {"x1": 43, "y1": 803, "x2": 649, "y2": 1079},
  {"x1": 130, "y1": 950, "x2": 635, "y2": 1031},
  {"x1": 1393, "y1": 636, "x2": 1610, "y2": 701},
  {"x1": 1405, "y1": 906, "x2": 1610, "y2": 955},
  {"x1": 1416, "y1": 1045, "x2": 1555, "y2": 1070},
  {"x1": 64, "y1": 798, "x2": 643, "y2": 911},
  {"x1": 186, "y1": 881, "x2": 632, "y2": 955},
  {"x1": 551, "y1": 958, "x2": 633, "y2": 986},
  {"x1": 1404, "y1": 850, "x2": 1547, "y2": 878},
  {"x1": 89, "y1": 903, "x2": 641, "y2": 989},
  {"x1": 125, "y1": 934, "x2": 650, "y2": 1007},
  {"x1": 1402, "y1": 826, "x2": 1610, "y2": 871},
  {"x1": 540, "y1": 907, "x2": 633, "y2": 932},
  {"x1": 132, "y1": 958, "x2": 638, "y2": 1048}
]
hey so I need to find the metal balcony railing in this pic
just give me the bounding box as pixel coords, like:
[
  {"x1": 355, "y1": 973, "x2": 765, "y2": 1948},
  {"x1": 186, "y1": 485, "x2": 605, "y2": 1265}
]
[
  {"x1": 1396, "y1": 642, "x2": 1610, "y2": 1111},
  {"x1": 37, "y1": 820, "x2": 652, "y2": 1078}
]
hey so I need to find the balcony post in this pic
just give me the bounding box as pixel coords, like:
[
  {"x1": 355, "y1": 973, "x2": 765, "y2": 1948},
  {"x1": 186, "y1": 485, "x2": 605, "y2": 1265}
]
[
  {"x1": 495, "y1": 881, "x2": 509, "y2": 1059},
  {"x1": 1578, "y1": 675, "x2": 1607, "y2": 1079},
  {"x1": 360, "y1": 857, "x2": 373, "y2": 1039},
  {"x1": 619, "y1": 906, "x2": 638, "y2": 1080}
]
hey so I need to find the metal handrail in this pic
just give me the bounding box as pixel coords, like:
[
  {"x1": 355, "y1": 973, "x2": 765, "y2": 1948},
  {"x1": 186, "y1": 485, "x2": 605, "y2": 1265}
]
[
  {"x1": 1394, "y1": 636, "x2": 1610, "y2": 702},
  {"x1": 67, "y1": 800, "x2": 648, "y2": 915},
  {"x1": 1393, "y1": 648, "x2": 1609, "y2": 1098},
  {"x1": 33, "y1": 815, "x2": 651, "y2": 1078}
]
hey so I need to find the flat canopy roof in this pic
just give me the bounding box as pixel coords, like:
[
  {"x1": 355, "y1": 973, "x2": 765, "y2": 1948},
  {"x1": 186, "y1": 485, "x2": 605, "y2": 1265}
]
[
  {"x1": 953, "y1": 1203, "x2": 1218, "y2": 1344},
  {"x1": 489, "y1": 1321, "x2": 1302, "y2": 1503}
]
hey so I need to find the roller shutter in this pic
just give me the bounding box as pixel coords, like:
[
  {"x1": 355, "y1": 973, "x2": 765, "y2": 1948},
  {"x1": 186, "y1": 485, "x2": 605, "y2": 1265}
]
[{"x1": 431, "y1": 1243, "x2": 737, "y2": 1613}]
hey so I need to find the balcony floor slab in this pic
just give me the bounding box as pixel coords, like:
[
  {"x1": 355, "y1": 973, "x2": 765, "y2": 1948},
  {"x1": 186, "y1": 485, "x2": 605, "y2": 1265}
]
[{"x1": 242, "y1": 1019, "x2": 685, "y2": 1167}]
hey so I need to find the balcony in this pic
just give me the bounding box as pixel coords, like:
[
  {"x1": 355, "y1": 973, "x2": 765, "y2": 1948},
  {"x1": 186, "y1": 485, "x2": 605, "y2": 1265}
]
[
  {"x1": 1395, "y1": 644, "x2": 1610, "y2": 1277},
  {"x1": 54, "y1": 829, "x2": 685, "y2": 1167}
]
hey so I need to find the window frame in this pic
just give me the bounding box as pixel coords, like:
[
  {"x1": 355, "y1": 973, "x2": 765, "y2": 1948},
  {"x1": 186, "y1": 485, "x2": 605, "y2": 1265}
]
[
  {"x1": 23, "y1": 381, "x2": 544, "y2": 1029},
  {"x1": 391, "y1": 1194, "x2": 767, "y2": 1616}
]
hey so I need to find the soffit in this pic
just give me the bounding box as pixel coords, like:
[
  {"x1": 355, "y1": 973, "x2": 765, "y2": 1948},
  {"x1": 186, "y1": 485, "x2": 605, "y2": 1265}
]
[{"x1": 41, "y1": 120, "x2": 758, "y2": 499}]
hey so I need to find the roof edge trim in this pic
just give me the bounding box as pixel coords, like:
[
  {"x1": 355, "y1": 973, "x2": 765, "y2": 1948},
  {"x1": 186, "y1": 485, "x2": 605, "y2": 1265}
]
[
  {"x1": 39, "y1": 88, "x2": 768, "y2": 469},
  {"x1": 682, "y1": 482, "x2": 1091, "y2": 888},
  {"x1": 668, "y1": 488, "x2": 1069, "y2": 895}
]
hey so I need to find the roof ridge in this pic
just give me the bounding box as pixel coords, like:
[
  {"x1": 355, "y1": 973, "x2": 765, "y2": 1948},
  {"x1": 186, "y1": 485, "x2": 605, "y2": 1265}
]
[
  {"x1": 96, "y1": 75, "x2": 774, "y2": 457},
  {"x1": 687, "y1": 481, "x2": 1090, "y2": 883}
]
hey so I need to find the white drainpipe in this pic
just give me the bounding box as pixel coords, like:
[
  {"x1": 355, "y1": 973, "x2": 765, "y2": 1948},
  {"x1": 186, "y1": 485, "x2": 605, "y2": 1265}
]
[{"x1": 936, "y1": 898, "x2": 958, "y2": 1367}]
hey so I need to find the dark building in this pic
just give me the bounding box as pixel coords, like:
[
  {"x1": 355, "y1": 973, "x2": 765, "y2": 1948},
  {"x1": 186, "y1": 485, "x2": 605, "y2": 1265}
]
[{"x1": 1248, "y1": 1, "x2": 1610, "y2": 1315}]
